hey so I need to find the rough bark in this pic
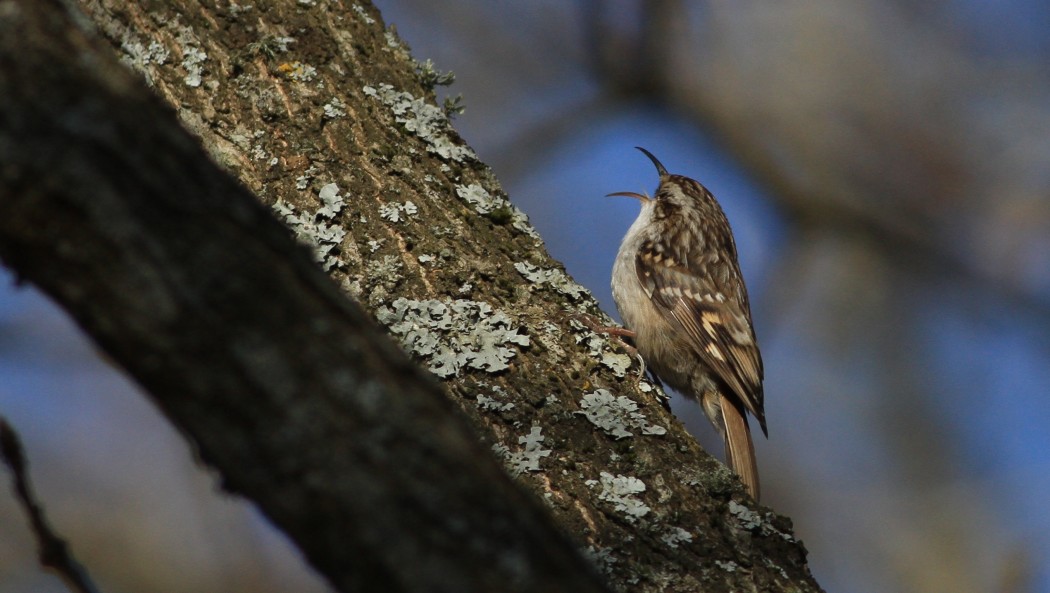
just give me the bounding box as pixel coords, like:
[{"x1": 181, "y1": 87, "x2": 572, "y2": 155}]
[{"x1": 0, "y1": 1, "x2": 821, "y2": 592}]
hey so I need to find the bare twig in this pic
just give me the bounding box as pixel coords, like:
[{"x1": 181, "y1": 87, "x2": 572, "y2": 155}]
[{"x1": 0, "y1": 417, "x2": 102, "y2": 593}]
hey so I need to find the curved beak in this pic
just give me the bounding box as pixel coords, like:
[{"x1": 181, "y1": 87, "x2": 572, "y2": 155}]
[
  {"x1": 605, "y1": 147, "x2": 668, "y2": 202},
  {"x1": 635, "y1": 146, "x2": 669, "y2": 178},
  {"x1": 606, "y1": 191, "x2": 651, "y2": 202}
]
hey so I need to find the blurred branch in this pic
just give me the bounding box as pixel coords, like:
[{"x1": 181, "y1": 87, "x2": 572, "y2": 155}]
[
  {"x1": 0, "y1": 418, "x2": 102, "y2": 593},
  {"x1": 593, "y1": 2, "x2": 1050, "y2": 320},
  {"x1": 582, "y1": 0, "x2": 678, "y2": 96},
  {"x1": 0, "y1": 2, "x2": 608, "y2": 592}
]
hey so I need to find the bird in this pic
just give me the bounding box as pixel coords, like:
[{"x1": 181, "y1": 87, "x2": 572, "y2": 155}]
[{"x1": 609, "y1": 147, "x2": 766, "y2": 500}]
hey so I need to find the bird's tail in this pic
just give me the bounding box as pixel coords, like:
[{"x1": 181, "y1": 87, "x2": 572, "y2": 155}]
[{"x1": 719, "y1": 394, "x2": 760, "y2": 501}]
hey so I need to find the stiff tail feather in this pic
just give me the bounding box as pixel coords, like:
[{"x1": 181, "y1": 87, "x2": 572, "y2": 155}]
[{"x1": 720, "y1": 393, "x2": 760, "y2": 501}]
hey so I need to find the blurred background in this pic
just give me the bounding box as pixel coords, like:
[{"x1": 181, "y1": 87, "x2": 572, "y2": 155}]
[{"x1": 2, "y1": 1, "x2": 1049, "y2": 592}]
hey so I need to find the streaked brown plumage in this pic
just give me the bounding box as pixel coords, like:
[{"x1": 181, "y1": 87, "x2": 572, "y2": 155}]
[{"x1": 610, "y1": 147, "x2": 765, "y2": 500}]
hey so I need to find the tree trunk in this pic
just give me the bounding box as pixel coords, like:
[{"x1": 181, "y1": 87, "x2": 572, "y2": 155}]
[{"x1": 0, "y1": 1, "x2": 821, "y2": 592}]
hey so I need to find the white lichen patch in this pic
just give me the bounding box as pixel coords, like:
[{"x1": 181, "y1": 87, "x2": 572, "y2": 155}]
[
  {"x1": 375, "y1": 298, "x2": 530, "y2": 378},
  {"x1": 281, "y1": 61, "x2": 318, "y2": 82},
  {"x1": 475, "y1": 384, "x2": 515, "y2": 412},
  {"x1": 177, "y1": 29, "x2": 207, "y2": 87},
  {"x1": 577, "y1": 389, "x2": 666, "y2": 440},
  {"x1": 317, "y1": 183, "x2": 345, "y2": 218},
  {"x1": 225, "y1": 125, "x2": 255, "y2": 152},
  {"x1": 763, "y1": 558, "x2": 790, "y2": 579},
  {"x1": 120, "y1": 36, "x2": 169, "y2": 82},
  {"x1": 493, "y1": 425, "x2": 551, "y2": 475},
  {"x1": 295, "y1": 165, "x2": 318, "y2": 190},
  {"x1": 477, "y1": 395, "x2": 515, "y2": 413},
  {"x1": 660, "y1": 526, "x2": 694, "y2": 549},
  {"x1": 582, "y1": 546, "x2": 617, "y2": 577},
  {"x1": 247, "y1": 35, "x2": 295, "y2": 58},
  {"x1": 251, "y1": 143, "x2": 270, "y2": 162},
  {"x1": 323, "y1": 97, "x2": 347, "y2": 119},
  {"x1": 454, "y1": 184, "x2": 540, "y2": 239},
  {"x1": 600, "y1": 351, "x2": 633, "y2": 377},
  {"x1": 352, "y1": 3, "x2": 376, "y2": 24},
  {"x1": 454, "y1": 183, "x2": 496, "y2": 212},
  {"x1": 270, "y1": 36, "x2": 296, "y2": 52},
  {"x1": 715, "y1": 560, "x2": 739, "y2": 573},
  {"x1": 728, "y1": 502, "x2": 797, "y2": 542},
  {"x1": 379, "y1": 201, "x2": 418, "y2": 223},
  {"x1": 382, "y1": 29, "x2": 412, "y2": 62},
  {"x1": 273, "y1": 200, "x2": 345, "y2": 271},
  {"x1": 363, "y1": 83, "x2": 475, "y2": 162},
  {"x1": 533, "y1": 320, "x2": 567, "y2": 360},
  {"x1": 586, "y1": 472, "x2": 650, "y2": 523},
  {"x1": 514, "y1": 262, "x2": 590, "y2": 301},
  {"x1": 569, "y1": 318, "x2": 635, "y2": 378},
  {"x1": 728, "y1": 500, "x2": 762, "y2": 530},
  {"x1": 366, "y1": 255, "x2": 403, "y2": 285}
]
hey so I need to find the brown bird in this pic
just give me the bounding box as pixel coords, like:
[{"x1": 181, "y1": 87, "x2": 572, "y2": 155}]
[{"x1": 609, "y1": 147, "x2": 766, "y2": 500}]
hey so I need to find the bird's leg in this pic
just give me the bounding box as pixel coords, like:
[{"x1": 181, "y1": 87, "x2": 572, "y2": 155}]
[{"x1": 571, "y1": 313, "x2": 646, "y2": 378}]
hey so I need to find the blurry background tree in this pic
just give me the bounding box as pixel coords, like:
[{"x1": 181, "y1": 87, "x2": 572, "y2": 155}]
[{"x1": 2, "y1": 1, "x2": 1048, "y2": 593}]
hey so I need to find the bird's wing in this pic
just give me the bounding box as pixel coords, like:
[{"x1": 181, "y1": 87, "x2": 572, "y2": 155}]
[{"x1": 635, "y1": 237, "x2": 766, "y2": 433}]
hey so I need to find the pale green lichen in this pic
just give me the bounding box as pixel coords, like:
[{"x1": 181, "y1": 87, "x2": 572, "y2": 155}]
[
  {"x1": 375, "y1": 298, "x2": 530, "y2": 378},
  {"x1": 363, "y1": 83, "x2": 475, "y2": 162},
  {"x1": 323, "y1": 97, "x2": 347, "y2": 119},
  {"x1": 378, "y1": 201, "x2": 418, "y2": 223},
  {"x1": 476, "y1": 384, "x2": 515, "y2": 412},
  {"x1": 586, "y1": 472, "x2": 650, "y2": 523},
  {"x1": 383, "y1": 30, "x2": 410, "y2": 59},
  {"x1": 273, "y1": 200, "x2": 345, "y2": 271},
  {"x1": 296, "y1": 163, "x2": 315, "y2": 189},
  {"x1": 582, "y1": 546, "x2": 617, "y2": 577},
  {"x1": 600, "y1": 351, "x2": 633, "y2": 377},
  {"x1": 365, "y1": 256, "x2": 404, "y2": 289},
  {"x1": 660, "y1": 526, "x2": 694, "y2": 549},
  {"x1": 715, "y1": 560, "x2": 739, "y2": 573},
  {"x1": 569, "y1": 318, "x2": 638, "y2": 379},
  {"x1": 247, "y1": 35, "x2": 295, "y2": 58},
  {"x1": 282, "y1": 61, "x2": 317, "y2": 82},
  {"x1": 764, "y1": 558, "x2": 790, "y2": 579},
  {"x1": 514, "y1": 261, "x2": 591, "y2": 300},
  {"x1": 454, "y1": 183, "x2": 497, "y2": 212},
  {"x1": 533, "y1": 320, "x2": 567, "y2": 360},
  {"x1": 577, "y1": 389, "x2": 666, "y2": 439},
  {"x1": 477, "y1": 395, "x2": 514, "y2": 413},
  {"x1": 454, "y1": 184, "x2": 540, "y2": 239},
  {"x1": 728, "y1": 501, "x2": 798, "y2": 542},
  {"x1": 728, "y1": 500, "x2": 762, "y2": 530},
  {"x1": 352, "y1": 3, "x2": 375, "y2": 24},
  {"x1": 120, "y1": 36, "x2": 169, "y2": 83},
  {"x1": 317, "y1": 183, "x2": 344, "y2": 218},
  {"x1": 493, "y1": 425, "x2": 551, "y2": 475},
  {"x1": 176, "y1": 26, "x2": 206, "y2": 87}
]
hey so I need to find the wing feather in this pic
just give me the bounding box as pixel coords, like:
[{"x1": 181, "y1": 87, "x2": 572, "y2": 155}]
[{"x1": 636, "y1": 239, "x2": 766, "y2": 433}]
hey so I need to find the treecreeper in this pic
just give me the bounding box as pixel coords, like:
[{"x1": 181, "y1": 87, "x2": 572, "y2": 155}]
[{"x1": 609, "y1": 147, "x2": 766, "y2": 500}]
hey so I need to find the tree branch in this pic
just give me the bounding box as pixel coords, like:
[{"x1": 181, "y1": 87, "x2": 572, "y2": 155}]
[
  {"x1": 0, "y1": 1, "x2": 823, "y2": 592},
  {"x1": 0, "y1": 2, "x2": 607, "y2": 592}
]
